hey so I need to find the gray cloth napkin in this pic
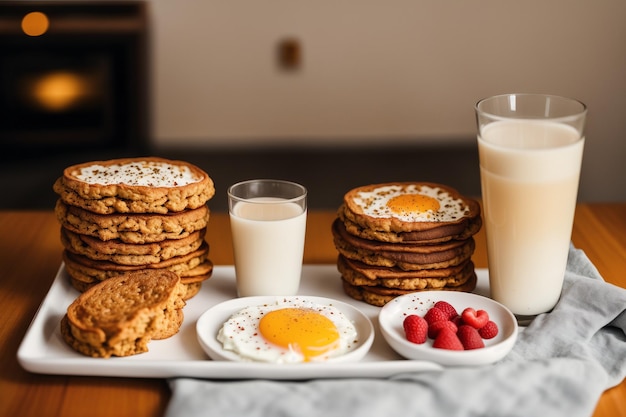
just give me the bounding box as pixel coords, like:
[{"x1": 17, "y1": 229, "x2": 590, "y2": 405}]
[{"x1": 166, "y1": 245, "x2": 626, "y2": 417}]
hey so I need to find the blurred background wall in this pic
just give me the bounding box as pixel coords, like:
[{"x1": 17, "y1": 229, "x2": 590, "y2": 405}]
[
  {"x1": 1, "y1": 0, "x2": 625, "y2": 211},
  {"x1": 149, "y1": 0, "x2": 626, "y2": 203}
]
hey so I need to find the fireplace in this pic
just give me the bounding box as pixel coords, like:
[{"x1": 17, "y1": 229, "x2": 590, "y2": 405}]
[{"x1": 0, "y1": 1, "x2": 148, "y2": 159}]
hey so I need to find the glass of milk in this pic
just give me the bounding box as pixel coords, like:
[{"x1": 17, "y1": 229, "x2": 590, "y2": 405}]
[
  {"x1": 475, "y1": 94, "x2": 586, "y2": 324},
  {"x1": 227, "y1": 179, "x2": 307, "y2": 297}
]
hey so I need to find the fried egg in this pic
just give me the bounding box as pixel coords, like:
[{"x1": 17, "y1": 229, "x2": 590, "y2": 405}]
[
  {"x1": 353, "y1": 184, "x2": 469, "y2": 222},
  {"x1": 216, "y1": 298, "x2": 358, "y2": 363}
]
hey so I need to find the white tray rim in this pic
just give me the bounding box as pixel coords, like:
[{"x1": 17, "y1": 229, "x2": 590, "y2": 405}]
[{"x1": 17, "y1": 264, "x2": 492, "y2": 380}]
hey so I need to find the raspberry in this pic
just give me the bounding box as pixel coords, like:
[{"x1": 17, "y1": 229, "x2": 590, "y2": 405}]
[
  {"x1": 399, "y1": 301, "x2": 500, "y2": 352},
  {"x1": 478, "y1": 320, "x2": 499, "y2": 339},
  {"x1": 403, "y1": 314, "x2": 428, "y2": 344},
  {"x1": 451, "y1": 314, "x2": 464, "y2": 327},
  {"x1": 433, "y1": 301, "x2": 458, "y2": 320},
  {"x1": 424, "y1": 307, "x2": 448, "y2": 326},
  {"x1": 432, "y1": 327, "x2": 464, "y2": 351},
  {"x1": 461, "y1": 307, "x2": 490, "y2": 329},
  {"x1": 428, "y1": 319, "x2": 458, "y2": 339},
  {"x1": 457, "y1": 325, "x2": 485, "y2": 350}
]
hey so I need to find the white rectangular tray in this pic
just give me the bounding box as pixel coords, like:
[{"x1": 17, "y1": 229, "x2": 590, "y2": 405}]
[{"x1": 18, "y1": 264, "x2": 490, "y2": 380}]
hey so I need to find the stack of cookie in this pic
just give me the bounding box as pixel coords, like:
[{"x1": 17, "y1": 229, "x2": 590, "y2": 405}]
[
  {"x1": 332, "y1": 182, "x2": 482, "y2": 306},
  {"x1": 53, "y1": 157, "x2": 215, "y2": 300}
]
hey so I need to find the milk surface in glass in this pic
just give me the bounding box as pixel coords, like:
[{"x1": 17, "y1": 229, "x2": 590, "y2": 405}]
[
  {"x1": 230, "y1": 197, "x2": 306, "y2": 297},
  {"x1": 478, "y1": 120, "x2": 584, "y2": 316}
]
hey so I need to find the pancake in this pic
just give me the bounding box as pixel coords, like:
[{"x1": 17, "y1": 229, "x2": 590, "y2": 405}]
[
  {"x1": 333, "y1": 219, "x2": 475, "y2": 270},
  {"x1": 342, "y1": 182, "x2": 481, "y2": 234},
  {"x1": 53, "y1": 157, "x2": 215, "y2": 214},
  {"x1": 60, "y1": 227, "x2": 206, "y2": 266},
  {"x1": 337, "y1": 255, "x2": 476, "y2": 290},
  {"x1": 55, "y1": 199, "x2": 210, "y2": 244},
  {"x1": 341, "y1": 271, "x2": 477, "y2": 307},
  {"x1": 339, "y1": 206, "x2": 481, "y2": 244},
  {"x1": 333, "y1": 218, "x2": 473, "y2": 254},
  {"x1": 62, "y1": 242, "x2": 212, "y2": 299}
]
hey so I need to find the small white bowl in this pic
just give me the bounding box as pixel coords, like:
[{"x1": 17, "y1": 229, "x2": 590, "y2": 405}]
[
  {"x1": 379, "y1": 291, "x2": 518, "y2": 366},
  {"x1": 197, "y1": 295, "x2": 375, "y2": 364}
]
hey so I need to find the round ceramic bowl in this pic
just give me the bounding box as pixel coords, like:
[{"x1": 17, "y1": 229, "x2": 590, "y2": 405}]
[{"x1": 379, "y1": 291, "x2": 518, "y2": 366}]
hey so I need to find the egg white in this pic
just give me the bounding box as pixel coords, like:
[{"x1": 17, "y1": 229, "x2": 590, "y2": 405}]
[
  {"x1": 216, "y1": 298, "x2": 358, "y2": 364},
  {"x1": 353, "y1": 184, "x2": 468, "y2": 222}
]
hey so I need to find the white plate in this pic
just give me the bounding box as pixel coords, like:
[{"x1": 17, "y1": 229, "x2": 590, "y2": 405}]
[
  {"x1": 17, "y1": 264, "x2": 447, "y2": 380},
  {"x1": 379, "y1": 291, "x2": 518, "y2": 366},
  {"x1": 197, "y1": 296, "x2": 374, "y2": 364}
]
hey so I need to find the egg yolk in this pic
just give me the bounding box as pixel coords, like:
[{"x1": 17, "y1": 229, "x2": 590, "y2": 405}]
[
  {"x1": 259, "y1": 308, "x2": 340, "y2": 361},
  {"x1": 386, "y1": 193, "x2": 440, "y2": 215}
]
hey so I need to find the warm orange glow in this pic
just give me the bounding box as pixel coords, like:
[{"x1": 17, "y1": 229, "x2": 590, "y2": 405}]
[
  {"x1": 31, "y1": 72, "x2": 91, "y2": 111},
  {"x1": 21, "y1": 11, "x2": 49, "y2": 37}
]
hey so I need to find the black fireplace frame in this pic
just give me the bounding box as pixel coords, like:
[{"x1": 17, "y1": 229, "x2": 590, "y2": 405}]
[{"x1": 0, "y1": 1, "x2": 149, "y2": 158}]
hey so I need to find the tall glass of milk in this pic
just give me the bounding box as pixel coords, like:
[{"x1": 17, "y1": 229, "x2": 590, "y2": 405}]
[
  {"x1": 475, "y1": 94, "x2": 586, "y2": 323},
  {"x1": 228, "y1": 179, "x2": 307, "y2": 297}
]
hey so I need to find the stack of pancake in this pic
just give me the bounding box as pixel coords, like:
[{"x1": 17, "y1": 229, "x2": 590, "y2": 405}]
[
  {"x1": 332, "y1": 182, "x2": 482, "y2": 306},
  {"x1": 53, "y1": 157, "x2": 215, "y2": 300}
]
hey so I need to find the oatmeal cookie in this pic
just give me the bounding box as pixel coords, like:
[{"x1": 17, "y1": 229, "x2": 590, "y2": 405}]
[
  {"x1": 62, "y1": 243, "x2": 212, "y2": 299},
  {"x1": 60, "y1": 227, "x2": 206, "y2": 265},
  {"x1": 53, "y1": 157, "x2": 215, "y2": 214},
  {"x1": 60, "y1": 269, "x2": 186, "y2": 358},
  {"x1": 55, "y1": 199, "x2": 210, "y2": 244}
]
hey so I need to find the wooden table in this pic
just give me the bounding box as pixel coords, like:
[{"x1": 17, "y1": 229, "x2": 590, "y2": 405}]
[{"x1": 1, "y1": 205, "x2": 625, "y2": 417}]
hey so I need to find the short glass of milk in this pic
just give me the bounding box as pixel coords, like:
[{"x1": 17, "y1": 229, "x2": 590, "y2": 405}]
[
  {"x1": 228, "y1": 179, "x2": 307, "y2": 297},
  {"x1": 475, "y1": 94, "x2": 586, "y2": 324}
]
